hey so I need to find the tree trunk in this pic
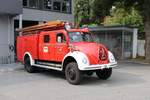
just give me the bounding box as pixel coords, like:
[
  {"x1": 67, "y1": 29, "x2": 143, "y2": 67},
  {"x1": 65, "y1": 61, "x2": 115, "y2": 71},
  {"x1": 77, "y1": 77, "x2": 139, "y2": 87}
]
[{"x1": 144, "y1": 17, "x2": 150, "y2": 63}]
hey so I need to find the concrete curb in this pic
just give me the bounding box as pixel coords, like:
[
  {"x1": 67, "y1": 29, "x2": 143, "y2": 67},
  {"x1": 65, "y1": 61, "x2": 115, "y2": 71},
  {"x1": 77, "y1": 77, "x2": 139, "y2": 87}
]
[{"x1": 118, "y1": 60, "x2": 150, "y2": 65}]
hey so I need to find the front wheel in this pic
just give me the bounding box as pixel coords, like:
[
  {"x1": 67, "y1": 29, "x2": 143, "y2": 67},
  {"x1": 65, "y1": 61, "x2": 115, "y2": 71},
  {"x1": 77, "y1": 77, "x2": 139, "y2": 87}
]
[
  {"x1": 65, "y1": 62, "x2": 83, "y2": 85},
  {"x1": 96, "y1": 68, "x2": 112, "y2": 80}
]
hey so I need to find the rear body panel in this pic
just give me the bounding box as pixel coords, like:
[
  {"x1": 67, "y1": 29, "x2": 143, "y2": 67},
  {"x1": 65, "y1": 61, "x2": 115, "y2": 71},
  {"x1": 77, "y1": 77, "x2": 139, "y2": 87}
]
[{"x1": 17, "y1": 34, "x2": 39, "y2": 62}]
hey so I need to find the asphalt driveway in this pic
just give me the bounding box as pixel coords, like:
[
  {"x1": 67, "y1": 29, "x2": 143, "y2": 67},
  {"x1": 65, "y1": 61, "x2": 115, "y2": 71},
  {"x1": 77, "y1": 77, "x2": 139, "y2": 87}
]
[{"x1": 0, "y1": 62, "x2": 150, "y2": 100}]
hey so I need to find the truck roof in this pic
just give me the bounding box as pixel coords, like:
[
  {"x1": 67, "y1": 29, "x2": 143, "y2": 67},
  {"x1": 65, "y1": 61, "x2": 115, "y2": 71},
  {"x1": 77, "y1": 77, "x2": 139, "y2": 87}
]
[
  {"x1": 16, "y1": 20, "x2": 89, "y2": 36},
  {"x1": 16, "y1": 21, "x2": 66, "y2": 35}
]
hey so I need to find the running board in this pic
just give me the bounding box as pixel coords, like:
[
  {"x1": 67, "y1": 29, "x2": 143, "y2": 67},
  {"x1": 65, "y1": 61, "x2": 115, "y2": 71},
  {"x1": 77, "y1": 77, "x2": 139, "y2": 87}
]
[
  {"x1": 33, "y1": 64, "x2": 62, "y2": 71},
  {"x1": 34, "y1": 61, "x2": 63, "y2": 71},
  {"x1": 36, "y1": 61, "x2": 62, "y2": 68}
]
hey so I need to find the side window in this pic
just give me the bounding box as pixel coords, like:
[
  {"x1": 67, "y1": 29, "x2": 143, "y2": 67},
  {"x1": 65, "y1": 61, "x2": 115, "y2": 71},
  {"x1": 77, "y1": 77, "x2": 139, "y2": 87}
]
[
  {"x1": 44, "y1": 35, "x2": 50, "y2": 43},
  {"x1": 56, "y1": 33, "x2": 66, "y2": 43}
]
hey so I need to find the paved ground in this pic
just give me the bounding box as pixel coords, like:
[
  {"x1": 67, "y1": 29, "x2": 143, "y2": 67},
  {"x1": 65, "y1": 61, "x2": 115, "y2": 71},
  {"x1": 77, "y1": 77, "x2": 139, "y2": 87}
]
[{"x1": 0, "y1": 62, "x2": 150, "y2": 100}]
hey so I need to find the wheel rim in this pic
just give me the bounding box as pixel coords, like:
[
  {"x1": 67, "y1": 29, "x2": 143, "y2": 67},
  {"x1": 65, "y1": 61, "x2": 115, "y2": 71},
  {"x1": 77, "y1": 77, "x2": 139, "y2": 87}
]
[{"x1": 68, "y1": 67, "x2": 76, "y2": 81}]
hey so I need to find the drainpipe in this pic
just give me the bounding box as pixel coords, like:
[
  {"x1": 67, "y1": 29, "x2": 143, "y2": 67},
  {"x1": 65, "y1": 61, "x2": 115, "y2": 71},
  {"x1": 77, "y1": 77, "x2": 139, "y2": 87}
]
[
  {"x1": 8, "y1": 16, "x2": 11, "y2": 63},
  {"x1": 19, "y1": 14, "x2": 22, "y2": 29},
  {"x1": 19, "y1": 14, "x2": 22, "y2": 36}
]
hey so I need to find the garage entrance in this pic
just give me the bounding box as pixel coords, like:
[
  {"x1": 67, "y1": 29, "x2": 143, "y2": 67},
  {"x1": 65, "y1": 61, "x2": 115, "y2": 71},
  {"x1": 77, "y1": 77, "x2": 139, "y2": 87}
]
[{"x1": 14, "y1": 20, "x2": 39, "y2": 61}]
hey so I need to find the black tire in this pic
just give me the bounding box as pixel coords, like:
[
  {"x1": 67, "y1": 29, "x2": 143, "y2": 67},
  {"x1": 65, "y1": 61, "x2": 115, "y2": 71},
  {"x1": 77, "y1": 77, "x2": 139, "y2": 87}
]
[
  {"x1": 24, "y1": 56, "x2": 35, "y2": 73},
  {"x1": 96, "y1": 68, "x2": 112, "y2": 80},
  {"x1": 65, "y1": 62, "x2": 83, "y2": 85}
]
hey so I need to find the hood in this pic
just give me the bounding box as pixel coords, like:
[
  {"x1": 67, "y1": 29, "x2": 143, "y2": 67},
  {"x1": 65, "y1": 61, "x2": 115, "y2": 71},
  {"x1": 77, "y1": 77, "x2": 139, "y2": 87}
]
[{"x1": 71, "y1": 42, "x2": 108, "y2": 64}]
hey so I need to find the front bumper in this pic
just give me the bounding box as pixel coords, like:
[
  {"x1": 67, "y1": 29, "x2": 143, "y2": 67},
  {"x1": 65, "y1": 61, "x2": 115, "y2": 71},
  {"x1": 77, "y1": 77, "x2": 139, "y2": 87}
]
[{"x1": 79, "y1": 62, "x2": 117, "y2": 71}]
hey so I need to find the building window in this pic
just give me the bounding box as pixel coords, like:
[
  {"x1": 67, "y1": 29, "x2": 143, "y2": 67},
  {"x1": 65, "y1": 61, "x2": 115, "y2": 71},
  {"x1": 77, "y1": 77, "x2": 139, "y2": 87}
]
[
  {"x1": 62, "y1": 2, "x2": 67, "y2": 12},
  {"x1": 44, "y1": 0, "x2": 52, "y2": 10},
  {"x1": 23, "y1": 0, "x2": 39, "y2": 9},
  {"x1": 53, "y1": 1, "x2": 61, "y2": 11},
  {"x1": 23, "y1": 0, "x2": 71, "y2": 14},
  {"x1": 29, "y1": 0, "x2": 38, "y2": 8},
  {"x1": 62, "y1": 2, "x2": 70, "y2": 13},
  {"x1": 23, "y1": 0, "x2": 28, "y2": 7}
]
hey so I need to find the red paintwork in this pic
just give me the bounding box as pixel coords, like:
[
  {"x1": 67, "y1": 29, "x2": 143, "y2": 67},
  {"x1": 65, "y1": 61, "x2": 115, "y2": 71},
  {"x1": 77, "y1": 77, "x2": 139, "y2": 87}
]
[
  {"x1": 17, "y1": 34, "x2": 39, "y2": 62},
  {"x1": 38, "y1": 30, "x2": 69, "y2": 62},
  {"x1": 71, "y1": 42, "x2": 108, "y2": 64},
  {"x1": 17, "y1": 27, "x2": 108, "y2": 64}
]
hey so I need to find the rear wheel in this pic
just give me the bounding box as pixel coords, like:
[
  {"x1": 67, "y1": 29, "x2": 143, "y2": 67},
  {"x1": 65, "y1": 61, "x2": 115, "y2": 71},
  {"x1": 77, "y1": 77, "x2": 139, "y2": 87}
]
[
  {"x1": 96, "y1": 68, "x2": 112, "y2": 80},
  {"x1": 24, "y1": 56, "x2": 35, "y2": 73},
  {"x1": 65, "y1": 62, "x2": 83, "y2": 85}
]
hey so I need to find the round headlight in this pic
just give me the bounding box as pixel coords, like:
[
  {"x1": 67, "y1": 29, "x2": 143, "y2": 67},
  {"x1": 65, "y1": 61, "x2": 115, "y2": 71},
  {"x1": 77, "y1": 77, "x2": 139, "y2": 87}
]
[{"x1": 82, "y1": 58, "x2": 87, "y2": 64}]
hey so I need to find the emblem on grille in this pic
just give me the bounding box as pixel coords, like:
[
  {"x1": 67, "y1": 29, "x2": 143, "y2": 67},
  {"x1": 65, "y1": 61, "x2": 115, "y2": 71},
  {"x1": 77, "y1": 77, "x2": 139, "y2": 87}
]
[{"x1": 98, "y1": 47, "x2": 107, "y2": 61}]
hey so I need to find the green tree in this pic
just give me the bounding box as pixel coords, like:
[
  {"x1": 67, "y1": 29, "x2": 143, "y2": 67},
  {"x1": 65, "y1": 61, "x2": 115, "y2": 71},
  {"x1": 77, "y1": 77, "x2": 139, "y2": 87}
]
[
  {"x1": 92, "y1": 0, "x2": 115, "y2": 24},
  {"x1": 104, "y1": 7, "x2": 144, "y2": 32},
  {"x1": 92, "y1": 0, "x2": 150, "y2": 62},
  {"x1": 74, "y1": 0, "x2": 91, "y2": 26}
]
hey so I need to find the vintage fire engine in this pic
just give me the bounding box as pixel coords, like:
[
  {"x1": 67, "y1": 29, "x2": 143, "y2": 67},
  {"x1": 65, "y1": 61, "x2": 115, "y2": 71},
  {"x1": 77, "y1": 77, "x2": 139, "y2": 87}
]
[{"x1": 17, "y1": 21, "x2": 117, "y2": 85}]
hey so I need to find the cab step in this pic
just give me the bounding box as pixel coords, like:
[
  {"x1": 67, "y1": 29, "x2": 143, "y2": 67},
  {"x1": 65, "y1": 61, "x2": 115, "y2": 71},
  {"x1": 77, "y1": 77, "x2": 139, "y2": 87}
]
[{"x1": 34, "y1": 61, "x2": 62, "y2": 71}]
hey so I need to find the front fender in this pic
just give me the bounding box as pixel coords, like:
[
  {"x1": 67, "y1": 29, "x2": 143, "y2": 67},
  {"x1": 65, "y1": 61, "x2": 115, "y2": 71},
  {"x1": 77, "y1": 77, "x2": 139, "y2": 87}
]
[
  {"x1": 62, "y1": 51, "x2": 89, "y2": 70},
  {"x1": 108, "y1": 51, "x2": 117, "y2": 63}
]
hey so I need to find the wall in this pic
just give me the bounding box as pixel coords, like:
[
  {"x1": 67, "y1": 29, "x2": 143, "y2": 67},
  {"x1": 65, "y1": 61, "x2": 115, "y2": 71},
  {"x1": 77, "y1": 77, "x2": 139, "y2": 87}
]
[
  {"x1": 0, "y1": 0, "x2": 22, "y2": 15},
  {"x1": 137, "y1": 40, "x2": 145, "y2": 57},
  {"x1": 15, "y1": 8, "x2": 74, "y2": 22},
  {"x1": 0, "y1": 15, "x2": 14, "y2": 64}
]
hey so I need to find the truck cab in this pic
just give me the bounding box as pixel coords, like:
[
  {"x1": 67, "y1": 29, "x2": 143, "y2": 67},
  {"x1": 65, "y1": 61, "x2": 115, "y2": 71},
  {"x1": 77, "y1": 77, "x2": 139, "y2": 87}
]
[{"x1": 17, "y1": 21, "x2": 117, "y2": 85}]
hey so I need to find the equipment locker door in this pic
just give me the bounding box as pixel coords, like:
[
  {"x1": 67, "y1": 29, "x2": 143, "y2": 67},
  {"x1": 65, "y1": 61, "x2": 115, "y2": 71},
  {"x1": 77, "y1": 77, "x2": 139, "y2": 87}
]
[{"x1": 38, "y1": 32, "x2": 55, "y2": 61}]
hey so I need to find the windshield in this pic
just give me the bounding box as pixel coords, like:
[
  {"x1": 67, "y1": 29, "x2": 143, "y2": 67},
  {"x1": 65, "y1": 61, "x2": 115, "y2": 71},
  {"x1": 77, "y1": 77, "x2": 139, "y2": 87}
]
[{"x1": 68, "y1": 32, "x2": 94, "y2": 43}]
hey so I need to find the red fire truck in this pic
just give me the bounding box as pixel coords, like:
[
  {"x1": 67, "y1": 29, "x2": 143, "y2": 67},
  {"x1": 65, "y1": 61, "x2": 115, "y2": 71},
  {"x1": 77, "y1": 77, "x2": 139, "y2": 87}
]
[{"x1": 17, "y1": 21, "x2": 117, "y2": 85}]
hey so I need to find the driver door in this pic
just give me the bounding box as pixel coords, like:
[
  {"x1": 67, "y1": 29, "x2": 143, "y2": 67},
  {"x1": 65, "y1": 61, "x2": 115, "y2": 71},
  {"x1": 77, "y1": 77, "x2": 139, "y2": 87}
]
[{"x1": 54, "y1": 32, "x2": 69, "y2": 62}]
